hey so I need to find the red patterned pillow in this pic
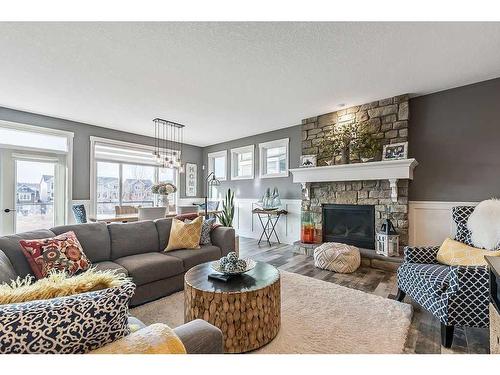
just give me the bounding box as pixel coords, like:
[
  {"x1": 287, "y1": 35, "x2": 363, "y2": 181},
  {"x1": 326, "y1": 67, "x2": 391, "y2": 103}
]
[{"x1": 19, "y1": 231, "x2": 91, "y2": 279}]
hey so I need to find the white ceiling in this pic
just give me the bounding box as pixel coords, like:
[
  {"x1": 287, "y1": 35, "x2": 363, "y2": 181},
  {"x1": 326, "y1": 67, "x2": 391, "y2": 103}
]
[{"x1": 0, "y1": 22, "x2": 500, "y2": 147}]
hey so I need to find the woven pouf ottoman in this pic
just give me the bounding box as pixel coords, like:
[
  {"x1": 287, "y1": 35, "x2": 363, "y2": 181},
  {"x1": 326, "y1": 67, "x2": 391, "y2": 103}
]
[{"x1": 313, "y1": 242, "x2": 361, "y2": 273}]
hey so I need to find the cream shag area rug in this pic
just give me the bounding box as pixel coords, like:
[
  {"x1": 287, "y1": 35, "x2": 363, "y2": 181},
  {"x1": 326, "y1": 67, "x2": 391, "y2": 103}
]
[{"x1": 131, "y1": 270, "x2": 412, "y2": 354}]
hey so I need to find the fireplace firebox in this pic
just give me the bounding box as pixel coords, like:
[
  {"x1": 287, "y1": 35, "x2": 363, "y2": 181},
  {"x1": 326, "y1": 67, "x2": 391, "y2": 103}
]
[{"x1": 322, "y1": 204, "x2": 375, "y2": 249}]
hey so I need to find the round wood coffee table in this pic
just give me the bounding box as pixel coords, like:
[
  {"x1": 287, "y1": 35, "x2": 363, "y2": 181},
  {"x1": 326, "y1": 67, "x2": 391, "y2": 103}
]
[{"x1": 184, "y1": 261, "x2": 280, "y2": 353}]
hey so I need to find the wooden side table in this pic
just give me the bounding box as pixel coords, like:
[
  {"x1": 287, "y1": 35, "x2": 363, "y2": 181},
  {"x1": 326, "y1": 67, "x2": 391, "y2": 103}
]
[
  {"x1": 184, "y1": 261, "x2": 281, "y2": 353},
  {"x1": 252, "y1": 208, "x2": 288, "y2": 246}
]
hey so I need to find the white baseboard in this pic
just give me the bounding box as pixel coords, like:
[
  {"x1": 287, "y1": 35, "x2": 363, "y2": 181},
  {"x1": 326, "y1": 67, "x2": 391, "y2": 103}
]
[{"x1": 408, "y1": 200, "x2": 478, "y2": 246}]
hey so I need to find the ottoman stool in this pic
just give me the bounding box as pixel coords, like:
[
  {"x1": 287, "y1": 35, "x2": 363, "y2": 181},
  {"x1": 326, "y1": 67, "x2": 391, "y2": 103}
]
[{"x1": 313, "y1": 242, "x2": 361, "y2": 273}]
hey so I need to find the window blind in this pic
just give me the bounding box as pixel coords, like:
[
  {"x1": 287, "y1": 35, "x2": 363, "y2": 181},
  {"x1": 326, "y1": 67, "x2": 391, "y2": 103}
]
[{"x1": 94, "y1": 142, "x2": 158, "y2": 166}]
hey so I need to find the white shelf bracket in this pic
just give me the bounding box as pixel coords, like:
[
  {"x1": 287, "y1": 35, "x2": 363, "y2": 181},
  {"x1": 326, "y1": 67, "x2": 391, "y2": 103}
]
[{"x1": 389, "y1": 178, "x2": 398, "y2": 203}]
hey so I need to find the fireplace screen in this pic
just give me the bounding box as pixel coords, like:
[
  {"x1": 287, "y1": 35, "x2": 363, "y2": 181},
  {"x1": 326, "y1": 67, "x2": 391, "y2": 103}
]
[{"x1": 322, "y1": 204, "x2": 375, "y2": 249}]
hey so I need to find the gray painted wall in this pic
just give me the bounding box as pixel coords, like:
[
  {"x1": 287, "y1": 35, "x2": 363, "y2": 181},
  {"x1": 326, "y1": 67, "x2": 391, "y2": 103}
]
[
  {"x1": 202, "y1": 125, "x2": 302, "y2": 199},
  {"x1": 0, "y1": 106, "x2": 204, "y2": 200},
  {"x1": 409, "y1": 77, "x2": 500, "y2": 202}
]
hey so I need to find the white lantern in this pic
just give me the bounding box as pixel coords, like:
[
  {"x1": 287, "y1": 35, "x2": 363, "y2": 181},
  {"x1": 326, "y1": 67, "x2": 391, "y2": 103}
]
[{"x1": 376, "y1": 232, "x2": 399, "y2": 257}]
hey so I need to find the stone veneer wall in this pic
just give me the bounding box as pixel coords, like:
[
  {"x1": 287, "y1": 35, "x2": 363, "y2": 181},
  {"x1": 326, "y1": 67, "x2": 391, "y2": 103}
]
[{"x1": 301, "y1": 94, "x2": 410, "y2": 246}]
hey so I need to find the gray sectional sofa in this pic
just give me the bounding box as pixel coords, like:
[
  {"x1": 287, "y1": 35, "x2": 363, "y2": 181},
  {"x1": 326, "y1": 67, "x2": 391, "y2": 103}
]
[{"x1": 0, "y1": 218, "x2": 235, "y2": 353}]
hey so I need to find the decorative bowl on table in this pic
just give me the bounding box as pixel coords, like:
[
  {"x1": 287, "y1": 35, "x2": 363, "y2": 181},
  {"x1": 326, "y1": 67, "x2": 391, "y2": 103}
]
[{"x1": 211, "y1": 252, "x2": 256, "y2": 275}]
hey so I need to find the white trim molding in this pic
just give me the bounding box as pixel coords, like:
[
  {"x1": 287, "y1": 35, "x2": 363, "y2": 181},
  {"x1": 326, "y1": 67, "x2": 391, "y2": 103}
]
[
  {"x1": 258, "y1": 138, "x2": 289, "y2": 179},
  {"x1": 408, "y1": 200, "x2": 478, "y2": 247},
  {"x1": 230, "y1": 145, "x2": 254, "y2": 180},
  {"x1": 290, "y1": 158, "x2": 418, "y2": 202}
]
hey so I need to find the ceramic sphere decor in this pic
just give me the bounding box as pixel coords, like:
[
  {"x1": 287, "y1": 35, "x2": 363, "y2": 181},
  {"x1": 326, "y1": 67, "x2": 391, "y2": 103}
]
[
  {"x1": 184, "y1": 261, "x2": 281, "y2": 353},
  {"x1": 212, "y1": 252, "x2": 256, "y2": 275}
]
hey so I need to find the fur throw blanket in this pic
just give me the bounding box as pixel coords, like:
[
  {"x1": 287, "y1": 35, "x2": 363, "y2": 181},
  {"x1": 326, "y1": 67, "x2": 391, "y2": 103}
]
[
  {"x1": 468, "y1": 199, "x2": 500, "y2": 250},
  {"x1": 0, "y1": 268, "x2": 131, "y2": 305}
]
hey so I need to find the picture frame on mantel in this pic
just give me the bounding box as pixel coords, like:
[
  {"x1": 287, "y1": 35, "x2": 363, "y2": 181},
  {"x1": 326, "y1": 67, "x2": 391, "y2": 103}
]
[
  {"x1": 300, "y1": 154, "x2": 317, "y2": 168},
  {"x1": 185, "y1": 163, "x2": 197, "y2": 197},
  {"x1": 382, "y1": 142, "x2": 408, "y2": 161}
]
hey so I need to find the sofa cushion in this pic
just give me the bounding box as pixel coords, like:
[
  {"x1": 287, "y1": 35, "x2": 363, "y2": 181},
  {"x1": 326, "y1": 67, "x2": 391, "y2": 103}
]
[
  {"x1": 51, "y1": 223, "x2": 111, "y2": 262},
  {"x1": 167, "y1": 245, "x2": 222, "y2": 270},
  {"x1": 114, "y1": 253, "x2": 183, "y2": 286},
  {"x1": 93, "y1": 261, "x2": 128, "y2": 276},
  {"x1": 108, "y1": 221, "x2": 160, "y2": 259},
  {"x1": 19, "y1": 231, "x2": 91, "y2": 279},
  {"x1": 0, "y1": 229, "x2": 56, "y2": 278},
  {"x1": 0, "y1": 250, "x2": 17, "y2": 284},
  {"x1": 155, "y1": 218, "x2": 173, "y2": 250}
]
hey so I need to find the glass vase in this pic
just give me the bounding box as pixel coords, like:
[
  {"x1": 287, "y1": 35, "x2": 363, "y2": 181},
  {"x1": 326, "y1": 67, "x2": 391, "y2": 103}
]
[{"x1": 301, "y1": 211, "x2": 315, "y2": 244}]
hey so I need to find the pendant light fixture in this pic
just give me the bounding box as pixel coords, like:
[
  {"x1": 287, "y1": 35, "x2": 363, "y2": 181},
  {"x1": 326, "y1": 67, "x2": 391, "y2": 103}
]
[{"x1": 153, "y1": 118, "x2": 185, "y2": 172}]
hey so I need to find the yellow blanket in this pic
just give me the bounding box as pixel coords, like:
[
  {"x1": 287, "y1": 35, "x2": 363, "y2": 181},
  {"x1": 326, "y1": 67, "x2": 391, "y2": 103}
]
[{"x1": 89, "y1": 323, "x2": 186, "y2": 354}]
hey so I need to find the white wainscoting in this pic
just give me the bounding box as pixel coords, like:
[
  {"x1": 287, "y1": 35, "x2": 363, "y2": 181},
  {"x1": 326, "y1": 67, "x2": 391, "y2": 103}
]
[
  {"x1": 233, "y1": 198, "x2": 302, "y2": 245},
  {"x1": 408, "y1": 201, "x2": 478, "y2": 247}
]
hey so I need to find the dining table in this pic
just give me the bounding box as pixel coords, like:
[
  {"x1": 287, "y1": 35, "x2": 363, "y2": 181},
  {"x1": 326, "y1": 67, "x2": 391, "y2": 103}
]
[{"x1": 88, "y1": 210, "x2": 222, "y2": 223}]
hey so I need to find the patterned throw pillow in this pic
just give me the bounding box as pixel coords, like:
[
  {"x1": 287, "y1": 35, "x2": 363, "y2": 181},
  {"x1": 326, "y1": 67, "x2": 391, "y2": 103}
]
[
  {"x1": 19, "y1": 231, "x2": 91, "y2": 279},
  {"x1": 165, "y1": 217, "x2": 203, "y2": 251},
  {"x1": 0, "y1": 281, "x2": 135, "y2": 354},
  {"x1": 184, "y1": 218, "x2": 215, "y2": 245}
]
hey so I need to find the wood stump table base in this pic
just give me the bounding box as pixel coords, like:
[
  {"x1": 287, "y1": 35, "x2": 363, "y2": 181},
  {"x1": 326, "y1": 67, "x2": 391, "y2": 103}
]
[{"x1": 184, "y1": 262, "x2": 281, "y2": 353}]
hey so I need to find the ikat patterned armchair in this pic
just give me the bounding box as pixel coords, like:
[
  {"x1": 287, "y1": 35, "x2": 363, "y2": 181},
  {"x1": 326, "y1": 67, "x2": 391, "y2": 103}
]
[{"x1": 396, "y1": 206, "x2": 489, "y2": 348}]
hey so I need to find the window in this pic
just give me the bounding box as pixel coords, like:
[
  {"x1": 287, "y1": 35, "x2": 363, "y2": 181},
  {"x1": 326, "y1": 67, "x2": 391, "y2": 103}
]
[
  {"x1": 92, "y1": 138, "x2": 178, "y2": 215},
  {"x1": 0, "y1": 126, "x2": 68, "y2": 152},
  {"x1": 18, "y1": 193, "x2": 32, "y2": 201},
  {"x1": 230, "y1": 145, "x2": 254, "y2": 180},
  {"x1": 207, "y1": 150, "x2": 227, "y2": 181},
  {"x1": 259, "y1": 138, "x2": 289, "y2": 178}
]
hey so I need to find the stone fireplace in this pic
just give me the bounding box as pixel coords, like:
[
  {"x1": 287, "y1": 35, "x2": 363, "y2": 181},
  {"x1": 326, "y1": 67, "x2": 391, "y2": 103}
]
[{"x1": 291, "y1": 94, "x2": 415, "y2": 250}]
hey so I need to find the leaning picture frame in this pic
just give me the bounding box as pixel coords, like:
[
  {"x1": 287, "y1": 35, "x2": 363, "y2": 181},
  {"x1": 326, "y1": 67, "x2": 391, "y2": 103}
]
[
  {"x1": 185, "y1": 163, "x2": 197, "y2": 197},
  {"x1": 300, "y1": 154, "x2": 317, "y2": 168},
  {"x1": 382, "y1": 142, "x2": 408, "y2": 161}
]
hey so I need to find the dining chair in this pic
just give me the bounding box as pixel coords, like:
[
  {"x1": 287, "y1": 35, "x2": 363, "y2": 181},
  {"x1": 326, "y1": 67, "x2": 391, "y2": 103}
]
[
  {"x1": 138, "y1": 207, "x2": 167, "y2": 221},
  {"x1": 115, "y1": 205, "x2": 139, "y2": 215},
  {"x1": 176, "y1": 205, "x2": 199, "y2": 215}
]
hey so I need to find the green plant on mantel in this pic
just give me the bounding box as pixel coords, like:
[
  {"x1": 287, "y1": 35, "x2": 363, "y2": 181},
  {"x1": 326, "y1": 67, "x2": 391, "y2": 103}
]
[
  {"x1": 216, "y1": 188, "x2": 235, "y2": 227},
  {"x1": 319, "y1": 121, "x2": 358, "y2": 164},
  {"x1": 353, "y1": 131, "x2": 381, "y2": 161}
]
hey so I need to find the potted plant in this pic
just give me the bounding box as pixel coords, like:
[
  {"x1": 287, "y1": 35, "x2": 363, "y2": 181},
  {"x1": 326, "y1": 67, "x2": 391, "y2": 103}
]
[
  {"x1": 151, "y1": 182, "x2": 177, "y2": 207},
  {"x1": 217, "y1": 188, "x2": 234, "y2": 227},
  {"x1": 216, "y1": 188, "x2": 239, "y2": 254},
  {"x1": 353, "y1": 131, "x2": 381, "y2": 162}
]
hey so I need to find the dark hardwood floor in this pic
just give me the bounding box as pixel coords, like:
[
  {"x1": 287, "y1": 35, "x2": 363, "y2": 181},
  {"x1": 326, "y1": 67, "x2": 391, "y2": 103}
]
[{"x1": 238, "y1": 237, "x2": 489, "y2": 354}]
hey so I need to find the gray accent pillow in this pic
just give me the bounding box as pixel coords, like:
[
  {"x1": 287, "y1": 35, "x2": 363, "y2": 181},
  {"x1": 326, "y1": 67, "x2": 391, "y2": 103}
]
[{"x1": 185, "y1": 218, "x2": 215, "y2": 245}]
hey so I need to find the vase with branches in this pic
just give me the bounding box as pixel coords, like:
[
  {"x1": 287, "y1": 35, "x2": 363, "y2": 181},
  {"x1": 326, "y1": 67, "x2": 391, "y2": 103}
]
[{"x1": 319, "y1": 121, "x2": 358, "y2": 164}]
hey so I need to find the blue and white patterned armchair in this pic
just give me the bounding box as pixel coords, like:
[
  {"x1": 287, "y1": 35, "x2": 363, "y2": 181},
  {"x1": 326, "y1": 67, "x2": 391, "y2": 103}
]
[{"x1": 396, "y1": 206, "x2": 489, "y2": 348}]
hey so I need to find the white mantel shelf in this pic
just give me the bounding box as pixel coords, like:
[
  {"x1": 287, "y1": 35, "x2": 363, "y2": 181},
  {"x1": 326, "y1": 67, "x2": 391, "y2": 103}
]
[{"x1": 289, "y1": 158, "x2": 418, "y2": 202}]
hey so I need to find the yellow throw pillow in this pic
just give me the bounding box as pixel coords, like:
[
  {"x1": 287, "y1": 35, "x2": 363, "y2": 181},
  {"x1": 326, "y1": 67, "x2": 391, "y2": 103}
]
[
  {"x1": 165, "y1": 217, "x2": 203, "y2": 252},
  {"x1": 437, "y1": 237, "x2": 500, "y2": 266},
  {"x1": 0, "y1": 268, "x2": 130, "y2": 305}
]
